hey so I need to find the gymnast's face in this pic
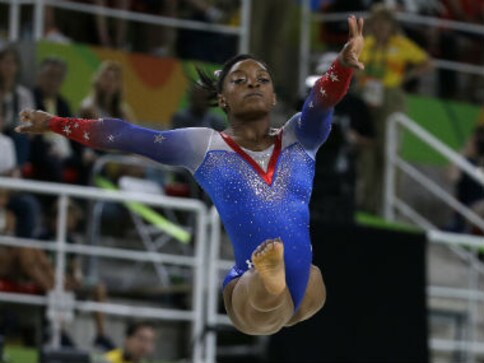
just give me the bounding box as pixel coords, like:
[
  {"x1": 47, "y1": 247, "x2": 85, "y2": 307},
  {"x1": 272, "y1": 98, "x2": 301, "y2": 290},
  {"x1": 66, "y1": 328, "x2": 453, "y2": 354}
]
[{"x1": 219, "y1": 59, "x2": 276, "y2": 120}]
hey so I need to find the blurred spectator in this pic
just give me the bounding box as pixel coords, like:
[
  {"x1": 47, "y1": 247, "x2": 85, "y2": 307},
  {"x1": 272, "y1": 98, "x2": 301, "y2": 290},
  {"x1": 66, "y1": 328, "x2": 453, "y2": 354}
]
[
  {"x1": 437, "y1": 0, "x2": 484, "y2": 102},
  {"x1": 44, "y1": 6, "x2": 72, "y2": 44},
  {"x1": 0, "y1": 114, "x2": 19, "y2": 178},
  {"x1": 175, "y1": 0, "x2": 236, "y2": 63},
  {"x1": 131, "y1": 0, "x2": 177, "y2": 55},
  {"x1": 171, "y1": 86, "x2": 226, "y2": 131},
  {"x1": 104, "y1": 321, "x2": 156, "y2": 363},
  {"x1": 79, "y1": 60, "x2": 135, "y2": 121},
  {"x1": 30, "y1": 57, "x2": 78, "y2": 183},
  {"x1": 318, "y1": 0, "x2": 368, "y2": 50},
  {"x1": 448, "y1": 124, "x2": 484, "y2": 232},
  {"x1": 77, "y1": 60, "x2": 135, "y2": 184},
  {"x1": 357, "y1": 4, "x2": 432, "y2": 214},
  {"x1": 0, "y1": 45, "x2": 35, "y2": 169},
  {"x1": 93, "y1": 0, "x2": 131, "y2": 49}
]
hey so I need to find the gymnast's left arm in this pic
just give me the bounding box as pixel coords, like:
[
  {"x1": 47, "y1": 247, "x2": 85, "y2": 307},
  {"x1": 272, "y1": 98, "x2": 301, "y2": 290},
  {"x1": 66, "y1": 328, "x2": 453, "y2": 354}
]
[
  {"x1": 15, "y1": 110, "x2": 211, "y2": 173},
  {"x1": 295, "y1": 15, "x2": 364, "y2": 157}
]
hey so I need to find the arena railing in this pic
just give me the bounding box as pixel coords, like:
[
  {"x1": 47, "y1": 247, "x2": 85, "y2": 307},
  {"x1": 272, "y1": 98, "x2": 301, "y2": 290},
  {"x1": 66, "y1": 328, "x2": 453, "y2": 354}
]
[
  {"x1": 0, "y1": 176, "x2": 209, "y2": 363},
  {"x1": 384, "y1": 112, "x2": 484, "y2": 361},
  {"x1": 2, "y1": 0, "x2": 252, "y2": 54},
  {"x1": 84, "y1": 153, "x2": 201, "y2": 290},
  {"x1": 298, "y1": 0, "x2": 484, "y2": 97}
]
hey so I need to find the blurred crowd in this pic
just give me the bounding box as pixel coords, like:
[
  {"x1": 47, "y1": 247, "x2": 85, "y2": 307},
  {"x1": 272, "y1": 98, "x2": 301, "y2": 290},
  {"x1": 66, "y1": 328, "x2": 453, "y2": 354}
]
[{"x1": 0, "y1": 0, "x2": 483, "y2": 360}]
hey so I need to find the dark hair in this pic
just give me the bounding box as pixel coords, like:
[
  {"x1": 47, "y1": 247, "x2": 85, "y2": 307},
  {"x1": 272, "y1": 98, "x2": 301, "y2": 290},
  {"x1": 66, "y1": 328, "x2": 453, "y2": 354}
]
[
  {"x1": 194, "y1": 54, "x2": 272, "y2": 108},
  {"x1": 39, "y1": 56, "x2": 68, "y2": 75},
  {"x1": 0, "y1": 44, "x2": 22, "y2": 88},
  {"x1": 126, "y1": 321, "x2": 155, "y2": 337}
]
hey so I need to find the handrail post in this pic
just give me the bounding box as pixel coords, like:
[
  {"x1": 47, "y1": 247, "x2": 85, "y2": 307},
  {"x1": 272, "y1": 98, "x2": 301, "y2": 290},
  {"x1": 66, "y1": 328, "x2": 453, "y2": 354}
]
[
  {"x1": 205, "y1": 207, "x2": 221, "y2": 363},
  {"x1": 34, "y1": 0, "x2": 45, "y2": 40},
  {"x1": 298, "y1": 0, "x2": 311, "y2": 99},
  {"x1": 239, "y1": 0, "x2": 251, "y2": 54},
  {"x1": 8, "y1": 0, "x2": 20, "y2": 42},
  {"x1": 384, "y1": 113, "x2": 399, "y2": 221},
  {"x1": 50, "y1": 194, "x2": 69, "y2": 349},
  {"x1": 191, "y1": 206, "x2": 208, "y2": 363}
]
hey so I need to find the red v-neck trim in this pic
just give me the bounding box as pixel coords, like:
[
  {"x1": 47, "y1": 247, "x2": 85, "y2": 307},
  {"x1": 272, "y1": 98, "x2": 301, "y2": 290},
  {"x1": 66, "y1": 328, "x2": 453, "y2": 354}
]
[{"x1": 219, "y1": 130, "x2": 282, "y2": 186}]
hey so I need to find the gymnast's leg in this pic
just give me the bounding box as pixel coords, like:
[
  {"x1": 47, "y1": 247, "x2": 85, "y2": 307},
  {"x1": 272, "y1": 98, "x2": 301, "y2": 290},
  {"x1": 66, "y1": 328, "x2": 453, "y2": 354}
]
[
  {"x1": 223, "y1": 239, "x2": 294, "y2": 335},
  {"x1": 285, "y1": 265, "x2": 326, "y2": 327}
]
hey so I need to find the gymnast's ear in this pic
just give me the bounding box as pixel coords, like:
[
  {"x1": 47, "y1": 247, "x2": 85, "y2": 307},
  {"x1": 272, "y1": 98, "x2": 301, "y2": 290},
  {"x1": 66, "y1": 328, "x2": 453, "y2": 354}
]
[{"x1": 218, "y1": 94, "x2": 228, "y2": 110}]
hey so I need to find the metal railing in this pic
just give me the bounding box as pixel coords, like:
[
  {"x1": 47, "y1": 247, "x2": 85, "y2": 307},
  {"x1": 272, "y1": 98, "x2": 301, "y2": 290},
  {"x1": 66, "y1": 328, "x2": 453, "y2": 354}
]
[
  {"x1": 298, "y1": 0, "x2": 484, "y2": 97},
  {"x1": 0, "y1": 176, "x2": 208, "y2": 363},
  {"x1": 1, "y1": 0, "x2": 252, "y2": 54},
  {"x1": 384, "y1": 112, "x2": 484, "y2": 362}
]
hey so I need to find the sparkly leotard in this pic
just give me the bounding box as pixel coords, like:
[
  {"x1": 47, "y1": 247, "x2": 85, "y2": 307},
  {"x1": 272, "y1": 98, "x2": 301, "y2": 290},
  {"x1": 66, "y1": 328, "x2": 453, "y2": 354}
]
[{"x1": 49, "y1": 60, "x2": 352, "y2": 310}]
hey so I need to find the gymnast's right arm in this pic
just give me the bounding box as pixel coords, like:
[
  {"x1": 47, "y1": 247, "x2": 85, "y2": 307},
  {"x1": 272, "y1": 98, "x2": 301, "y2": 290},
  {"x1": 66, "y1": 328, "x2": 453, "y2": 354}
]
[{"x1": 16, "y1": 109, "x2": 212, "y2": 173}]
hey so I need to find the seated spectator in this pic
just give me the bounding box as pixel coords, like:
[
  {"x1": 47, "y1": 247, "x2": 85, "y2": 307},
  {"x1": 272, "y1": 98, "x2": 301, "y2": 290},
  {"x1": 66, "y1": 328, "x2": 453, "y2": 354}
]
[
  {"x1": 175, "y1": 0, "x2": 235, "y2": 63},
  {"x1": 448, "y1": 124, "x2": 484, "y2": 232},
  {"x1": 0, "y1": 45, "x2": 35, "y2": 169},
  {"x1": 104, "y1": 321, "x2": 156, "y2": 363},
  {"x1": 318, "y1": 0, "x2": 367, "y2": 50},
  {"x1": 79, "y1": 60, "x2": 135, "y2": 121},
  {"x1": 0, "y1": 114, "x2": 19, "y2": 178},
  {"x1": 93, "y1": 0, "x2": 131, "y2": 49},
  {"x1": 30, "y1": 57, "x2": 77, "y2": 183},
  {"x1": 77, "y1": 60, "x2": 135, "y2": 184},
  {"x1": 436, "y1": 0, "x2": 484, "y2": 101},
  {"x1": 171, "y1": 86, "x2": 226, "y2": 131},
  {"x1": 43, "y1": 6, "x2": 71, "y2": 44}
]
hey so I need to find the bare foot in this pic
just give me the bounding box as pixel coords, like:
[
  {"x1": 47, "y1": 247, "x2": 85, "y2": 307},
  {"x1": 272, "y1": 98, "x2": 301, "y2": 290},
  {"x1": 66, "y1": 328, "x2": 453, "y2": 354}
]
[{"x1": 252, "y1": 239, "x2": 286, "y2": 295}]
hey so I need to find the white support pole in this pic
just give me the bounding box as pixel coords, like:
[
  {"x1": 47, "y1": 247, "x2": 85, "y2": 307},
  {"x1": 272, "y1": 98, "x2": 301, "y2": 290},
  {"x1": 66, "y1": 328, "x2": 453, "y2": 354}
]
[
  {"x1": 384, "y1": 114, "x2": 398, "y2": 220},
  {"x1": 191, "y1": 210, "x2": 208, "y2": 363},
  {"x1": 467, "y1": 256, "x2": 480, "y2": 363},
  {"x1": 33, "y1": 0, "x2": 45, "y2": 40},
  {"x1": 8, "y1": 0, "x2": 20, "y2": 42},
  {"x1": 298, "y1": 0, "x2": 311, "y2": 98},
  {"x1": 206, "y1": 207, "x2": 222, "y2": 363},
  {"x1": 238, "y1": 0, "x2": 251, "y2": 54},
  {"x1": 50, "y1": 194, "x2": 69, "y2": 349}
]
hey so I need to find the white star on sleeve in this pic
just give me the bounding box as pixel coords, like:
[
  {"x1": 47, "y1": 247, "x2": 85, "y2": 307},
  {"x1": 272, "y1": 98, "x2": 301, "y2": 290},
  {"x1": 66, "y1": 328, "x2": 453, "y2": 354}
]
[
  {"x1": 63, "y1": 125, "x2": 72, "y2": 135},
  {"x1": 107, "y1": 135, "x2": 115, "y2": 142},
  {"x1": 319, "y1": 87, "x2": 327, "y2": 97},
  {"x1": 154, "y1": 134, "x2": 165, "y2": 144},
  {"x1": 329, "y1": 73, "x2": 339, "y2": 82},
  {"x1": 246, "y1": 259, "x2": 254, "y2": 269},
  {"x1": 83, "y1": 132, "x2": 90, "y2": 140},
  {"x1": 309, "y1": 100, "x2": 314, "y2": 108},
  {"x1": 73, "y1": 123, "x2": 79, "y2": 129}
]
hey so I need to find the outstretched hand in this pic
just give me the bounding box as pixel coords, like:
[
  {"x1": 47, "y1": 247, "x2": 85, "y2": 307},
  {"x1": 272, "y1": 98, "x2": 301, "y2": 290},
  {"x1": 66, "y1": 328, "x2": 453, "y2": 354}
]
[
  {"x1": 339, "y1": 15, "x2": 365, "y2": 70},
  {"x1": 15, "y1": 109, "x2": 53, "y2": 134}
]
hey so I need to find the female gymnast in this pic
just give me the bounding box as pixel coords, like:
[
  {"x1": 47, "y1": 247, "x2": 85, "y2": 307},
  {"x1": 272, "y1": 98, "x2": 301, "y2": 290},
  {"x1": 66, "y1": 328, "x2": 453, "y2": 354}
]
[{"x1": 17, "y1": 16, "x2": 364, "y2": 335}]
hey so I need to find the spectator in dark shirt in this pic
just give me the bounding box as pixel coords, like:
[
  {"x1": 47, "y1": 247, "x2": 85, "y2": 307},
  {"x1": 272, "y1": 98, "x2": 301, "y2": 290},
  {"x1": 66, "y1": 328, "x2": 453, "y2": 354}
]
[
  {"x1": 449, "y1": 124, "x2": 484, "y2": 232},
  {"x1": 171, "y1": 86, "x2": 226, "y2": 131},
  {"x1": 0, "y1": 45, "x2": 35, "y2": 168},
  {"x1": 30, "y1": 57, "x2": 79, "y2": 183}
]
